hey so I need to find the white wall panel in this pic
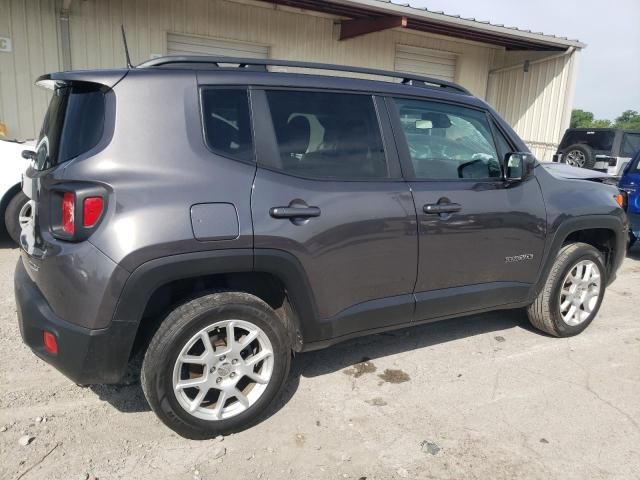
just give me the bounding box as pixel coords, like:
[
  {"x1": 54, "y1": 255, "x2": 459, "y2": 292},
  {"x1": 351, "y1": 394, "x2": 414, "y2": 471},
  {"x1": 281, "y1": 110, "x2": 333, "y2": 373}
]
[{"x1": 487, "y1": 50, "x2": 578, "y2": 161}]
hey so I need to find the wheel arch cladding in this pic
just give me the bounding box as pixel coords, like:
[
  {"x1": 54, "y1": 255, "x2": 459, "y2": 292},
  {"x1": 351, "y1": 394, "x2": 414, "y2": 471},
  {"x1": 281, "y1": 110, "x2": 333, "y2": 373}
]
[
  {"x1": 114, "y1": 249, "x2": 319, "y2": 360},
  {"x1": 536, "y1": 215, "x2": 627, "y2": 297}
]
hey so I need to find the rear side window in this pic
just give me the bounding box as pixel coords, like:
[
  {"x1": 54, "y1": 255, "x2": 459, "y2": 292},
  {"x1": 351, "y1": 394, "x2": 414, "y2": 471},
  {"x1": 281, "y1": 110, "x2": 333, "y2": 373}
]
[
  {"x1": 35, "y1": 85, "x2": 105, "y2": 171},
  {"x1": 201, "y1": 88, "x2": 254, "y2": 162},
  {"x1": 621, "y1": 133, "x2": 640, "y2": 157},
  {"x1": 560, "y1": 130, "x2": 615, "y2": 152},
  {"x1": 264, "y1": 90, "x2": 387, "y2": 179}
]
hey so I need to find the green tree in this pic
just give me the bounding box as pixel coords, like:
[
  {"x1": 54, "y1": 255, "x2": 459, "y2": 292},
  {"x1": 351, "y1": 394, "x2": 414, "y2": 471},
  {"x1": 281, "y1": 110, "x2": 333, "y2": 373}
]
[
  {"x1": 570, "y1": 109, "x2": 594, "y2": 128},
  {"x1": 614, "y1": 110, "x2": 640, "y2": 129},
  {"x1": 570, "y1": 109, "x2": 616, "y2": 129}
]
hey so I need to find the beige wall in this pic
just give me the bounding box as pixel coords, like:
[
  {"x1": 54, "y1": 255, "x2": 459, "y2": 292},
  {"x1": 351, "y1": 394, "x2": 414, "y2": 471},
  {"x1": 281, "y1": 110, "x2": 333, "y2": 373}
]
[
  {"x1": 0, "y1": 0, "x2": 60, "y2": 140},
  {"x1": 487, "y1": 49, "x2": 579, "y2": 161},
  {"x1": 0, "y1": 0, "x2": 577, "y2": 160}
]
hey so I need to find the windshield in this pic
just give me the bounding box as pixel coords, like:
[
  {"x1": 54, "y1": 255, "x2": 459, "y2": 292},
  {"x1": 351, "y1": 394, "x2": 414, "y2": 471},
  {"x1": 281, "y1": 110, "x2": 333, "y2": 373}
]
[{"x1": 35, "y1": 85, "x2": 105, "y2": 171}]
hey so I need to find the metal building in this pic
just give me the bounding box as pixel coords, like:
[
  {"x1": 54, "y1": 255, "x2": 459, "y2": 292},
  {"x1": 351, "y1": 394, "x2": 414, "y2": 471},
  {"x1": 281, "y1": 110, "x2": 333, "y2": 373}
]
[{"x1": 0, "y1": 0, "x2": 584, "y2": 160}]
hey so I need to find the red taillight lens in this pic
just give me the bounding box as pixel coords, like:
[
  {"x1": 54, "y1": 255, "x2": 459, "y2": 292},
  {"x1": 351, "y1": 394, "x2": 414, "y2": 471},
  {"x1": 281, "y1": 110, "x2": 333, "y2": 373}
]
[
  {"x1": 83, "y1": 197, "x2": 104, "y2": 227},
  {"x1": 43, "y1": 331, "x2": 58, "y2": 355},
  {"x1": 62, "y1": 192, "x2": 75, "y2": 234}
]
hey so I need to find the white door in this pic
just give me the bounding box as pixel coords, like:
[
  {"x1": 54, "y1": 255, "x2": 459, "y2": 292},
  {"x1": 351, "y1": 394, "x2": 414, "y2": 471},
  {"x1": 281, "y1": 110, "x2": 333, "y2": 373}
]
[
  {"x1": 395, "y1": 44, "x2": 457, "y2": 82},
  {"x1": 167, "y1": 32, "x2": 269, "y2": 58}
]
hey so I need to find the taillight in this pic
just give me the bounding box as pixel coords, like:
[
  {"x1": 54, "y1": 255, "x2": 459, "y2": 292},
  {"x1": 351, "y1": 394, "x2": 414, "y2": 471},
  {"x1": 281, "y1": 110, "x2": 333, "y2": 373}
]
[
  {"x1": 62, "y1": 192, "x2": 75, "y2": 234},
  {"x1": 83, "y1": 197, "x2": 104, "y2": 227},
  {"x1": 52, "y1": 185, "x2": 106, "y2": 241}
]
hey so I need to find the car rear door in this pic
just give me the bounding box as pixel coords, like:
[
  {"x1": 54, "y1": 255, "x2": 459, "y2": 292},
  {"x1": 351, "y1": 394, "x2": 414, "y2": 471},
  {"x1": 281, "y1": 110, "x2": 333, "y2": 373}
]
[
  {"x1": 386, "y1": 96, "x2": 547, "y2": 321},
  {"x1": 250, "y1": 89, "x2": 417, "y2": 341}
]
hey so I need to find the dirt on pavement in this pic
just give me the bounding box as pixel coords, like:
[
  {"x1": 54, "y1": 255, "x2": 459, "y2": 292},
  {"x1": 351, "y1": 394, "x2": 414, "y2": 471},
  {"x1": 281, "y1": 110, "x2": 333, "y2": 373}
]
[{"x1": 1, "y1": 234, "x2": 639, "y2": 480}]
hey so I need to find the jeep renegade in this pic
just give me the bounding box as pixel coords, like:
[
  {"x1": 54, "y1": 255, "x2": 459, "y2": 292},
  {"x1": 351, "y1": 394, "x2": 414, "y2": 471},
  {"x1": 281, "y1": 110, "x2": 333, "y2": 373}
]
[{"x1": 15, "y1": 57, "x2": 628, "y2": 439}]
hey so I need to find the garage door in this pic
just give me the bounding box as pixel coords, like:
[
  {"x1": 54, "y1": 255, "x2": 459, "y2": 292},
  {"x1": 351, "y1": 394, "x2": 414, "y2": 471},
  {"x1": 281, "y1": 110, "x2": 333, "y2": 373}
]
[
  {"x1": 167, "y1": 33, "x2": 269, "y2": 59},
  {"x1": 394, "y1": 45, "x2": 457, "y2": 82}
]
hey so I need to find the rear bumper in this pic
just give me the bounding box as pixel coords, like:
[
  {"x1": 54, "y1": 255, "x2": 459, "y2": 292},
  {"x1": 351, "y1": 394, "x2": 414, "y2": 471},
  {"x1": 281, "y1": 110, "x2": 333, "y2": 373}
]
[{"x1": 15, "y1": 258, "x2": 136, "y2": 384}]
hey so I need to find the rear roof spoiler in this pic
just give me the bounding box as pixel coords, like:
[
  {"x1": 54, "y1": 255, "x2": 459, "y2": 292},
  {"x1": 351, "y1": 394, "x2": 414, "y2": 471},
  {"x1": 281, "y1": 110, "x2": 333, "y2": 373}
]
[{"x1": 35, "y1": 70, "x2": 129, "y2": 90}]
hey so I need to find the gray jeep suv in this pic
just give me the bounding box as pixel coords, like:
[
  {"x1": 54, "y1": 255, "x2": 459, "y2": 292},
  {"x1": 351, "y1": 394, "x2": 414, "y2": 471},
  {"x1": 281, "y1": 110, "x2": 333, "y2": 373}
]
[{"x1": 15, "y1": 57, "x2": 628, "y2": 439}]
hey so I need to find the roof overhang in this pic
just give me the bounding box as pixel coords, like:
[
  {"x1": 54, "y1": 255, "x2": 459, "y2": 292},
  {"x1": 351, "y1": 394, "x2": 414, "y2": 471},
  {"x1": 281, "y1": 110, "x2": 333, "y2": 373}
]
[{"x1": 268, "y1": 0, "x2": 586, "y2": 51}]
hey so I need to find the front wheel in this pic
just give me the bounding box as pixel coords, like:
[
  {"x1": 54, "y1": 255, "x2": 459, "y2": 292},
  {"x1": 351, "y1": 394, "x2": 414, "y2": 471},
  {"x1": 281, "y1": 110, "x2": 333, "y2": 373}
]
[
  {"x1": 141, "y1": 292, "x2": 291, "y2": 439},
  {"x1": 527, "y1": 243, "x2": 606, "y2": 337}
]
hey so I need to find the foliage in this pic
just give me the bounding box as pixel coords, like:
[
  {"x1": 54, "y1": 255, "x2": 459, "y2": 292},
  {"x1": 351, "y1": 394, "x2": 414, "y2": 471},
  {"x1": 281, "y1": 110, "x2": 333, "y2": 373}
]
[
  {"x1": 614, "y1": 110, "x2": 640, "y2": 130},
  {"x1": 570, "y1": 109, "x2": 640, "y2": 130}
]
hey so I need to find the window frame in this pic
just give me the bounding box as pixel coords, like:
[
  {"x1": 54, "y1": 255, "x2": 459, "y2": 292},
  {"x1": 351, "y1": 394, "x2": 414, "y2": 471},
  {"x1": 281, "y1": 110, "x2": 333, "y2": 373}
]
[
  {"x1": 251, "y1": 87, "x2": 402, "y2": 182},
  {"x1": 385, "y1": 95, "x2": 508, "y2": 182},
  {"x1": 199, "y1": 86, "x2": 257, "y2": 165}
]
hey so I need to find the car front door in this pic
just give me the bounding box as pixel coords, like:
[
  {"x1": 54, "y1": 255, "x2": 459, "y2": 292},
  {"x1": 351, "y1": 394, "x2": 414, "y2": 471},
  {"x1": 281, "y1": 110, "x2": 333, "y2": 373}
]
[
  {"x1": 387, "y1": 96, "x2": 547, "y2": 321},
  {"x1": 251, "y1": 89, "x2": 417, "y2": 342}
]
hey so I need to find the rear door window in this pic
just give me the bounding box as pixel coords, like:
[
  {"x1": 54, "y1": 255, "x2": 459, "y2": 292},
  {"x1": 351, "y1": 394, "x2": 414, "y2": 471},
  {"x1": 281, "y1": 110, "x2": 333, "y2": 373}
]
[
  {"x1": 35, "y1": 85, "x2": 105, "y2": 171},
  {"x1": 201, "y1": 88, "x2": 254, "y2": 163},
  {"x1": 263, "y1": 90, "x2": 388, "y2": 179}
]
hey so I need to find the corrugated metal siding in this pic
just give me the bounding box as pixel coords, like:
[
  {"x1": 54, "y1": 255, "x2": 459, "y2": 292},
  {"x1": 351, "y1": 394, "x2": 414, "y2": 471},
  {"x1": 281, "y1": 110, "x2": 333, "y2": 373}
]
[
  {"x1": 394, "y1": 44, "x2": 456, "y2": 82},
  {"x1": 1, "y1": 0, "x2": 504, "y2": 139},
  {"x1": 0, "y1": 0, "x2": 571, "y2": 149},
  {"x1": 0, "y1": 0, "x2": 59, "y2": 140},
  {"x1": 487, "y1": 50, "x2": 577, "y2": 161}
]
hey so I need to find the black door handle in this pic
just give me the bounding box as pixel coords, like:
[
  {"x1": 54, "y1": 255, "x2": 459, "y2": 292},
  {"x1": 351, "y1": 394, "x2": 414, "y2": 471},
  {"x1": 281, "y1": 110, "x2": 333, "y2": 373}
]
[
  {"x1": 270, "y1": 206, "x2": 321, "y2": 219},
  {"x1": 423, "y1": 203, "x2": 462, "y2": 214}
]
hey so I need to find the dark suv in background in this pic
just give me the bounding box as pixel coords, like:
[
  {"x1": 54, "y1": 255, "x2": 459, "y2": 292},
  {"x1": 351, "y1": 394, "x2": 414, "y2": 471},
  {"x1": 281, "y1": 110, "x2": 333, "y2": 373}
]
[
  {"x1": 554, "y1": 128, "x2": 640, "y2": 176},
  {"x1": 15, "y1": 57, "x2": 627, "y2": 439}
]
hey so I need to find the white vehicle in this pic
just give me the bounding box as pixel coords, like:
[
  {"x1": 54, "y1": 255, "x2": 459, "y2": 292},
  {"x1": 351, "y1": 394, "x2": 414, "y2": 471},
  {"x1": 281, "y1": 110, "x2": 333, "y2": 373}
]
[{"x1": 1, "y1": 139, "x2": 34, "y2": 244}]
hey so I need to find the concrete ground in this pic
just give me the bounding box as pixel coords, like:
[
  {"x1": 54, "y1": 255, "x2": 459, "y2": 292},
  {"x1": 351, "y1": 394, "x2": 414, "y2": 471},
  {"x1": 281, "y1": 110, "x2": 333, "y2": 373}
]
[{"x1": 0, "y1": 233, "x2": 638, "y2": 480}]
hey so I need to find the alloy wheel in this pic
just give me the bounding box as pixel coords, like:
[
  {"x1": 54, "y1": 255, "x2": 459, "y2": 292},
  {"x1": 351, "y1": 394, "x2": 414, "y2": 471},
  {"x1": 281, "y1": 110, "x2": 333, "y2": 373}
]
[
  {"x1": 565, "y1": 149, "x2": 586, "y2": 167},
  {"x1": 559, "y1": 259, "x2": 602, "y2": 326},
  {"x1": 172, "y1": 319, "x2": 274, "y2": 421}
]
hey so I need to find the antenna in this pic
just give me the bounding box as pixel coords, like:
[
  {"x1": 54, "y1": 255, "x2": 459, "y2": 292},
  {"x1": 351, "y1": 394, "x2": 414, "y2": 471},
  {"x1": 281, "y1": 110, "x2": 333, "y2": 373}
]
[{"x1": 121, "y1": 24, "x2": 133, "y2": 69}]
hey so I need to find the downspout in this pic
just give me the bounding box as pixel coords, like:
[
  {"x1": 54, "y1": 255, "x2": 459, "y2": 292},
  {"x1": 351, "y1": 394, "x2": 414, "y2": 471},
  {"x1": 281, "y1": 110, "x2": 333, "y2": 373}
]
[{"x1": 59, "y1": 0, "x2": 73, "y2": 71}]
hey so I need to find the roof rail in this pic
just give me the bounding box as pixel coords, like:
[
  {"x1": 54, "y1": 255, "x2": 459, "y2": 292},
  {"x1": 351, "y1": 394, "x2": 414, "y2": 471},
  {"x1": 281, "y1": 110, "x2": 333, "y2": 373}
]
[{"x1": 136, "y1": 55, "x2": 471, "y2": 95}]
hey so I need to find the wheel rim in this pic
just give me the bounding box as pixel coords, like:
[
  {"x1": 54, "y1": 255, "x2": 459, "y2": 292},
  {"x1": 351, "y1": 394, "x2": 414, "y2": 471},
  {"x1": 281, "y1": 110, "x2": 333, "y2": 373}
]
[
  {"x1": 172, "y1": 319, "x2": 274, "y2": 421},
  {"x1": 559, "y1": 259, "x2": 602, "y2": 326},
  {"x1": 565, "y1": 150, "x2": 586, "y2": 167}
]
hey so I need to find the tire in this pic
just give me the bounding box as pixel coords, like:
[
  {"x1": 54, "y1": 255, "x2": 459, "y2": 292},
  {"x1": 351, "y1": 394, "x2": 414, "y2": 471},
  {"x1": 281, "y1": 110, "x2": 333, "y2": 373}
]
[
  {"x1": 562, "y1": 144, "x2": 595, "y2": 169},
  {"x1": 141, "y1": 291, "x2": 291, "y2": 439},
  {"x1": 527, "y1": 242, "x2": 606, "y2": 337},
  {"x1": 3, "y1": 190, "x2": 28, "y2": 245}
]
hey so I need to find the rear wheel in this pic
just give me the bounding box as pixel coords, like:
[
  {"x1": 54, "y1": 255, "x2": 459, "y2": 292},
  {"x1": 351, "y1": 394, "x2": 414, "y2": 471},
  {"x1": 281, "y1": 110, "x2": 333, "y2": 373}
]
[
  {"x1": 3, "y1": 190, "x2": 29, "y2": 245},
  {"x1": 141, "y1": 291, "x2": 291, "y2": 439},
  {"x1": 527, "y1": 242, "x2": 606, "y2": 337},
  {"x1": 563, "y1": 144, "x2": 595, "y2": 169}
]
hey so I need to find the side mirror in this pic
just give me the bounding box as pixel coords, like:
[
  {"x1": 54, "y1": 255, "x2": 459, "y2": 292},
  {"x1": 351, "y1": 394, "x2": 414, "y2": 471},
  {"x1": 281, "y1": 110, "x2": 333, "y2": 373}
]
[
  {"x1": 21, "y1": 150, "x2": 36, "y2": 161},
  {"x1": 505, "y1": 152, "x2": 536, "y2": 181}
]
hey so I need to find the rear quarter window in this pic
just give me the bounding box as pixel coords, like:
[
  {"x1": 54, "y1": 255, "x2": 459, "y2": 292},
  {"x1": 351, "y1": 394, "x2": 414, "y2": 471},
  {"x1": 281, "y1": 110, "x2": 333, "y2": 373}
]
[
  {"x1": 621, "y1": 133, "x2": 640, "y2": 157},
  {"x1": 200, "y1": 88, "x2": 254, "y2": 163}
]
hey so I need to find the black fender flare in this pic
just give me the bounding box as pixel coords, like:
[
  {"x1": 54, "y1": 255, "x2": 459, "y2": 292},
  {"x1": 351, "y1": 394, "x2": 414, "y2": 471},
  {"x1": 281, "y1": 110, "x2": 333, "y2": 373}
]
[
  {"x1": 112, "y1": 248, "x2": 320, "y2": 356},
  {"x1": 532, "y1": 214, "x2": 627, "y2": 299}
]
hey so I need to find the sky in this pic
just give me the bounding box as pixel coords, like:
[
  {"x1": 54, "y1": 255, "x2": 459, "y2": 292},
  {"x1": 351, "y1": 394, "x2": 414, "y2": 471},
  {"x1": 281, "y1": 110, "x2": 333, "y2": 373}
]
[{"x1": 408, "y1": 0, "x2": 640, "y2": 122}]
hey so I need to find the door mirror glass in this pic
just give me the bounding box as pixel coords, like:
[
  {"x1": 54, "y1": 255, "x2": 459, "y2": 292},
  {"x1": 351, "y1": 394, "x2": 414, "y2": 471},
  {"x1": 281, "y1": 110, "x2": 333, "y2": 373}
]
[{"x1": 505, "y1": 152, "x2": 536, "y2": 181}]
